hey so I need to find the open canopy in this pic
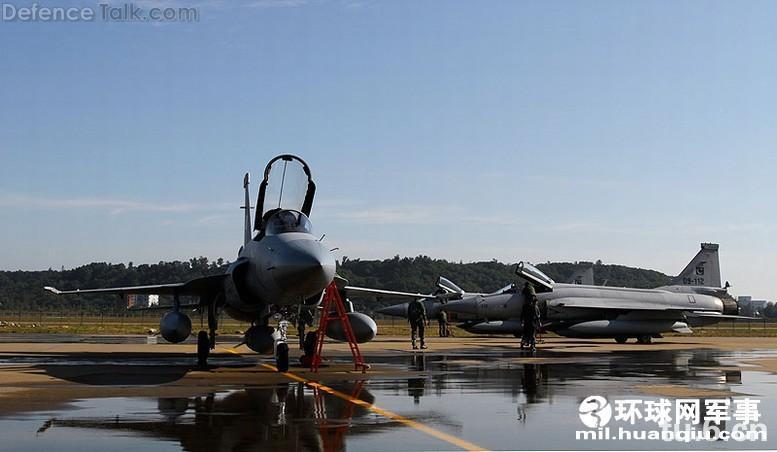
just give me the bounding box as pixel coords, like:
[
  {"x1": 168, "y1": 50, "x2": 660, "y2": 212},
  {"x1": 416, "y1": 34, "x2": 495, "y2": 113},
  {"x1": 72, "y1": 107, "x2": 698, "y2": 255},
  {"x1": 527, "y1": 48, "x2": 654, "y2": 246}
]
[
  {"x1": 516, "y1": 261, "x2": 555, "y2": 292},
  {"x1": 254, "y1": 155, "x2": 316, "y2": 232}
]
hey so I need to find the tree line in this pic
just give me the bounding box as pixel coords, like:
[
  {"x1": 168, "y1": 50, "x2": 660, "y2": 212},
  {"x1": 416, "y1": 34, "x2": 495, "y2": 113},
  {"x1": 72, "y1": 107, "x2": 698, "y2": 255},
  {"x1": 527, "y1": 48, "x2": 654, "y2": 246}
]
[{"x1": 0, "y1": 255, "x2": 672, "y2": 313}]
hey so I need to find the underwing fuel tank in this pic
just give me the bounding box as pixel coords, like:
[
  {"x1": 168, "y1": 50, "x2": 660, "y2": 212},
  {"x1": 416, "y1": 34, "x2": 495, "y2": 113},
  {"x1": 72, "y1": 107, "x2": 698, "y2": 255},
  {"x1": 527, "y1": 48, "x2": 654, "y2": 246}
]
[
  {"x1": 325, "y1": 312, "x2": 378, "y2": 343},
  {"x1": 244, "y1": 325, "x2": 280, "y2": 354},
  {"x1": 554, "y1": 319, "x2": 690, "y2": 338},
  {"x1": 159, "y1": 311, "x2": 192, "y2": 343},
  {"x1": 461, "y1": 320, "x2": 522, "y2": 335}
]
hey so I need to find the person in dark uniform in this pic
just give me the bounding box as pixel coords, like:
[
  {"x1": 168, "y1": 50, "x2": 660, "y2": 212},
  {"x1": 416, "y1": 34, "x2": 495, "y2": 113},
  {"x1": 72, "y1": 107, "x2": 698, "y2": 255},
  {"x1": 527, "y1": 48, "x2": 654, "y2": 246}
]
[
  {"x1": 297, "y1": 307, "x2": 315, "y2": 350},
  {"x1": 407, "y1": 298, "x2": 428, "y2": 349},
  {"x1": 436, "y1": 309, "x2": 448, "y2": 337},
  {"x1": 521, "y1": 282, "x2": 540, "y2": 351}
]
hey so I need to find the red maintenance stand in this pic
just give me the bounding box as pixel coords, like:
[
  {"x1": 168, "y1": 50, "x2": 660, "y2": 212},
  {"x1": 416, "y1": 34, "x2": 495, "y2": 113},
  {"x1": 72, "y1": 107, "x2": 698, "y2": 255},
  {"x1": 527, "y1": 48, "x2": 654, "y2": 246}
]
[{"x1": 310, "y1": 282, "x2": 369, "y2": 373}]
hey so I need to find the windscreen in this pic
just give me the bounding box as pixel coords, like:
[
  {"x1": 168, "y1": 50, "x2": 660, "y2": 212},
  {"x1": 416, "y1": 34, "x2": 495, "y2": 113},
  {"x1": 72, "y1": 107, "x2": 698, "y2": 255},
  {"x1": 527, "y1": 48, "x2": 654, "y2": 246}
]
[
  {"x1": 265, "y1": 210, "x2": 313, "y2": 236},
  {"x1": 255, "y1": 155, "x2": 316, "y2": 231}
]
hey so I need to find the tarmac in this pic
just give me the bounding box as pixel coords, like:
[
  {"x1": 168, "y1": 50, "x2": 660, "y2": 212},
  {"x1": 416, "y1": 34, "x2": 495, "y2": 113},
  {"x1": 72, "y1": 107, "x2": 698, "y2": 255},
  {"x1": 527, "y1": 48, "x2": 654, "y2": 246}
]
[{"x1": 1, "y1": 334, "x2": 776, "y2": 451}]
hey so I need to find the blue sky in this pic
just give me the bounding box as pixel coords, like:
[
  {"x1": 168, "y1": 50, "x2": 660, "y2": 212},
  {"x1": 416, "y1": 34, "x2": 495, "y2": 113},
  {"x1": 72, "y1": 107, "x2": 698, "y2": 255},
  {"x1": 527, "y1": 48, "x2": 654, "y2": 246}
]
[{"x1": 1, "y1": 0, "x2": 776, "y2": 298}]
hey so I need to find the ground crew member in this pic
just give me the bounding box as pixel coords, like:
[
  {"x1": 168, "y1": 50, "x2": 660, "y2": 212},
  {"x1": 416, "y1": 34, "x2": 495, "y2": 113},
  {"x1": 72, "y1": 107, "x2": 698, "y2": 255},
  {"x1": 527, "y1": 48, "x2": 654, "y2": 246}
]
[
  {"x1": 436, "y1": 309, "x2": 448, "y2": 337},
  {"x1": 407, "y1": 298, "x2": 428, "y2": 349},
  {"x1": 521, "y1": 282, "x2": 540, "y2": 351},
  {"x1": 297, "y1": 307, "x2": 315, "y2": 350}
]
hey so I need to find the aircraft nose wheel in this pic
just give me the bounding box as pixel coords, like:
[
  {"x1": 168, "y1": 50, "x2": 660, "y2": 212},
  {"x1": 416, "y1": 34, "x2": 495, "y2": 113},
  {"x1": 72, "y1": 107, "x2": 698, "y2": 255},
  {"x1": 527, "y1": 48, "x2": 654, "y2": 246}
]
[
  {"x1": 615, "y1": 336, "x2": 628, "y2": 344},
  {"x1": 276, "y1": 342, "x2": 290, "y2": 372},
  {"x1": 637, "y1": 335, "x2": 652, "y2": 344},
  {"x1": 197, "y1": 330, "x2": 210, "y2": 369}
]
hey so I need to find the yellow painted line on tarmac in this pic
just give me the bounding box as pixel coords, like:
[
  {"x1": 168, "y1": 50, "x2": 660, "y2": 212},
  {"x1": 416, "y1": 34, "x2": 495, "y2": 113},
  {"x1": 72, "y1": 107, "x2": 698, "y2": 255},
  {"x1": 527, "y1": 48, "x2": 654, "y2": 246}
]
[
  {"x1": 219, "y1": 347, "x2": 241, "y2": 355},
  {"x1": 259, "y1": 362, "x2": 487, "y2": 451}
]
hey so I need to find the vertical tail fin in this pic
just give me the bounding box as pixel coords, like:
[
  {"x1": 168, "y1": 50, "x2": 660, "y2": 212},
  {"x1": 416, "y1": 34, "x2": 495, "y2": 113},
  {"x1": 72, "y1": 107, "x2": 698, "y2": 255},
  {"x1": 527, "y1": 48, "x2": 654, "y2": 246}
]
[
  {"x1": 568, "y1": 263, "x2": 594, "y2": 285},
  {"x1": 671, "y1": 243, "x2": 721, "y2": 288},
  {"x1": 242, "y1": 173, "x2": 252, "y2": 246}
]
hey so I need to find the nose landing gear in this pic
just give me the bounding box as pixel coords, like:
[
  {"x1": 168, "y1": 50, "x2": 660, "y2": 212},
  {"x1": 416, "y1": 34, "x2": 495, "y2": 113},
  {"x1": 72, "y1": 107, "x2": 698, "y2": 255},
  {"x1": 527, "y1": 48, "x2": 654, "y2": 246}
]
[
  {"x1": 275, "y1": 342, "x2": 290, "y2": 372},
  {"x1": 274, "y1": 320, "x2": 291, "y2": 372}
]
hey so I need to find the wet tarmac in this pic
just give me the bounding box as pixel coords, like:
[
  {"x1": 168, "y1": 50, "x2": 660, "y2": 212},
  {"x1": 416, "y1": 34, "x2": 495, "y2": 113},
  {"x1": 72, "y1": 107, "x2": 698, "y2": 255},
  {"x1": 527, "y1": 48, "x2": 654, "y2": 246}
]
[{"x1": 1, "y1": 336, "x2": 776, "y2": 451}]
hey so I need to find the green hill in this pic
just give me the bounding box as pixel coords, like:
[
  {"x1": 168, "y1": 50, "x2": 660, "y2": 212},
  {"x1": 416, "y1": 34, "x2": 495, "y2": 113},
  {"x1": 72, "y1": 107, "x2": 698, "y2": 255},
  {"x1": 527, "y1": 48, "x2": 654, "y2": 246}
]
[{"x1": 0, "y1": 255, "x2": 671, "y2": 313}]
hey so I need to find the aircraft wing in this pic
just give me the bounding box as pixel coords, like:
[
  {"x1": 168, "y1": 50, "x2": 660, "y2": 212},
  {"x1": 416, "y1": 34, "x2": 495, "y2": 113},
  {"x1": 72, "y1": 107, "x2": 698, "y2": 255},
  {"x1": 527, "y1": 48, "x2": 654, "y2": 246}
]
[
  {"x1": 343, "y1": 286, "x2": 435, "y2": 300},
  {"x1": 684, "y1": 311, "x2": 759, "y2": 320},
  {"x1": 44, "y1": 274, "x2": 227, "y2": 298},
  {"x1": 548, "y1": 297, "x2": 718, "y2": 312}
]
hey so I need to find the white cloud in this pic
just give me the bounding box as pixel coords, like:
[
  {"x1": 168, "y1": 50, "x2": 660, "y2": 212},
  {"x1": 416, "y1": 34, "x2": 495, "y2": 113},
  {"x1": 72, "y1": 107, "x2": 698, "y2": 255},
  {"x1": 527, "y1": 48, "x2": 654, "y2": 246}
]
[{"x1": 0, "y1": 193, "x2": 231, "y2": 215}]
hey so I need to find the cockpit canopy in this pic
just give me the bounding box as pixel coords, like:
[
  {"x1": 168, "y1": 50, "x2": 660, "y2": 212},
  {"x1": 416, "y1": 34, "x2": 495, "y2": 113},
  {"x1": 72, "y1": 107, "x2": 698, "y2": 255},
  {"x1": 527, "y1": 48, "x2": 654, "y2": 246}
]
[
  {"x1": 516, "y1": 261, "x2": 555, "y2": 292},
  {"x1": 255, "y1": 155, "x2": 316, "y2": 232},
  {"x1": 264, "y1": 210, "x2": 313, "y2": 236}
]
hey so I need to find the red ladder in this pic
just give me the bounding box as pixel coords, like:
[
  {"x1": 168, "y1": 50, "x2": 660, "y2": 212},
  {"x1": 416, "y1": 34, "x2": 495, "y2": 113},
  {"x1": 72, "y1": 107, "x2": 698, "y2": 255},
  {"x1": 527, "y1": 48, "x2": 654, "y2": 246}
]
[{"x1": 311, "y1": 282, "x2": 369, "y2": 373}]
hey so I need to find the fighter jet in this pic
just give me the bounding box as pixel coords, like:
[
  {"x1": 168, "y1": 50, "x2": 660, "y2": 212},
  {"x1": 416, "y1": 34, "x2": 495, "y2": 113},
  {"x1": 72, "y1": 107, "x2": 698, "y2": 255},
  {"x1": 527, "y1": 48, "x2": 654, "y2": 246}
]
[
  {"x1": 373, "y1": 263, "x2": 595, "y2": 336},
  {"x1": 367, "y1": 244, "x2": 748, "y2": 344},
  {"x1": 44, "y1": 155, "x2": 377, "y2": 371},
  {"x1": 444, "y1": 243, "x2": 749, "y2": 343}
]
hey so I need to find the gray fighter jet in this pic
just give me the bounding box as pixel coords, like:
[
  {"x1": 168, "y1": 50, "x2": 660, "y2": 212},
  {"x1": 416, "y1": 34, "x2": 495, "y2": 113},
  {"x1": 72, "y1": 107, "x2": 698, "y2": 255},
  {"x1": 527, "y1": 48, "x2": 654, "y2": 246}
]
[
  {"x1": 44, "y1": 155, "x2": 377, "y2": 370},
  {"x1": 366, "y1": 244, "x2": 747, "y2": 344},
  {"x1": 372, "y1": 263, "x2": 595, "y2": 335}
]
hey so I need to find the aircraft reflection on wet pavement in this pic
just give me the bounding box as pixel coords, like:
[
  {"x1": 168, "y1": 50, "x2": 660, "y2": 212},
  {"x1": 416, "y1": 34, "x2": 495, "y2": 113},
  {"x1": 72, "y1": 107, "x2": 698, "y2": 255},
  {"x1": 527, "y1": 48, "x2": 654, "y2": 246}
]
[
  {"x1": 34, "y1": 349, "x2": 755, "y2": 452},
  {"x1": 40, "y1": 382, "x2": 390, "y2": 452}
]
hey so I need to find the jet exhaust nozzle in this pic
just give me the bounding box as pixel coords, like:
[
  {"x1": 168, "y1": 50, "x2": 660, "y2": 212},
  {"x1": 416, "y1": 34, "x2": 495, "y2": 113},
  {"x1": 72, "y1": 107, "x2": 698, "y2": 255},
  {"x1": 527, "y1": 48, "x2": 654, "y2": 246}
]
[
  {"x1": 159, "y1": 311, "x2": 192, "y2": 344},
  {"x1": 325, "y1": 312, "x2": 377, "y2": 343}
]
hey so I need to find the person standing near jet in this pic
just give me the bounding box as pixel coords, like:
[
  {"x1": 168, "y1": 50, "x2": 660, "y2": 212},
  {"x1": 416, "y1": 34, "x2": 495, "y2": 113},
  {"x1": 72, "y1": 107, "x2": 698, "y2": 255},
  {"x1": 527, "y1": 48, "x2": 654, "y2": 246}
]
[
  {"x1": 407, "y1": 298, "x2": 428, "y2": 349},
  {"x1": 297, "y1": 307, "x2": 315, "y2": 350},
  {"x1": 436, "y1": 309, "x2": 448, "y2": 337},
  {"x1": 521, "y1": 282, "x2": 540, "y2": 351}
]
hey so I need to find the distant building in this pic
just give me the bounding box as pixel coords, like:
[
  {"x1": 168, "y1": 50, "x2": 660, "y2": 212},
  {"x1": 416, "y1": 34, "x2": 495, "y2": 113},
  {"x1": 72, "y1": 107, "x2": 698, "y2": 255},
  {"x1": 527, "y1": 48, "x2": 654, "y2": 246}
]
[
  {"x1": 738, "y1": 296, "x2": 769, "y2": 316},
  {"x1": 127, "y1": 294, "x2": 149, "y2": 309}
]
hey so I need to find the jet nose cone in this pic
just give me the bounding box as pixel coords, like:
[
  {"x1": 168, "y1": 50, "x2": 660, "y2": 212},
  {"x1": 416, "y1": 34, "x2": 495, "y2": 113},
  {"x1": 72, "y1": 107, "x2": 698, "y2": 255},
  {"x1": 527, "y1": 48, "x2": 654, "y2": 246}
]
[
  {"x1": 272, "y1": 238, "x2": 336, "y2": 297},
  {"x1": 376, "y1": 303, "x2": 409, "y2": 318}
]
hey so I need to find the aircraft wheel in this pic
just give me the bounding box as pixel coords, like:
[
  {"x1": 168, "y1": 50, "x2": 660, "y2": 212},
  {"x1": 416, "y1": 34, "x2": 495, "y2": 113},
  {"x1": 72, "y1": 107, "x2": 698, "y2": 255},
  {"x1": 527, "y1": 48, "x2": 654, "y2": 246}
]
[
  {"x1": 276, "y1": 342, "x2": 290, "y2": 372},
  {"x1": 637, "y1": 335, "x2": 652, "y2": 344},
  {"x1": 615, "y1": 336, "x2": 628, "y2": 344},
  {"x1": 197, "y1": 330, "x2": 209, "y2": 368},
  {"x1": 303, "y1": 331, "x2": 318, "y2": 356}
]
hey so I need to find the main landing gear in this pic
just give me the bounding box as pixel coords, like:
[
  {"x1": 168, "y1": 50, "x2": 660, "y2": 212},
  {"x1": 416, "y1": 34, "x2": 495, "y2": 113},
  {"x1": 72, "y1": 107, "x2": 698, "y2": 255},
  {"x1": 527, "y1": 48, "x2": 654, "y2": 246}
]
[
  {"x1": 196, "y1": 298, "x2": 220, "y2": 369},
  {"x1": 197, "y1": 330, "x2": 210, "y2": 369},
  {"x1": 637, "y1": 335, "x2": 653, "y2": 344},
  {"x1": 613, "y1": 336, "x2": 653, "y2": 344}
]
